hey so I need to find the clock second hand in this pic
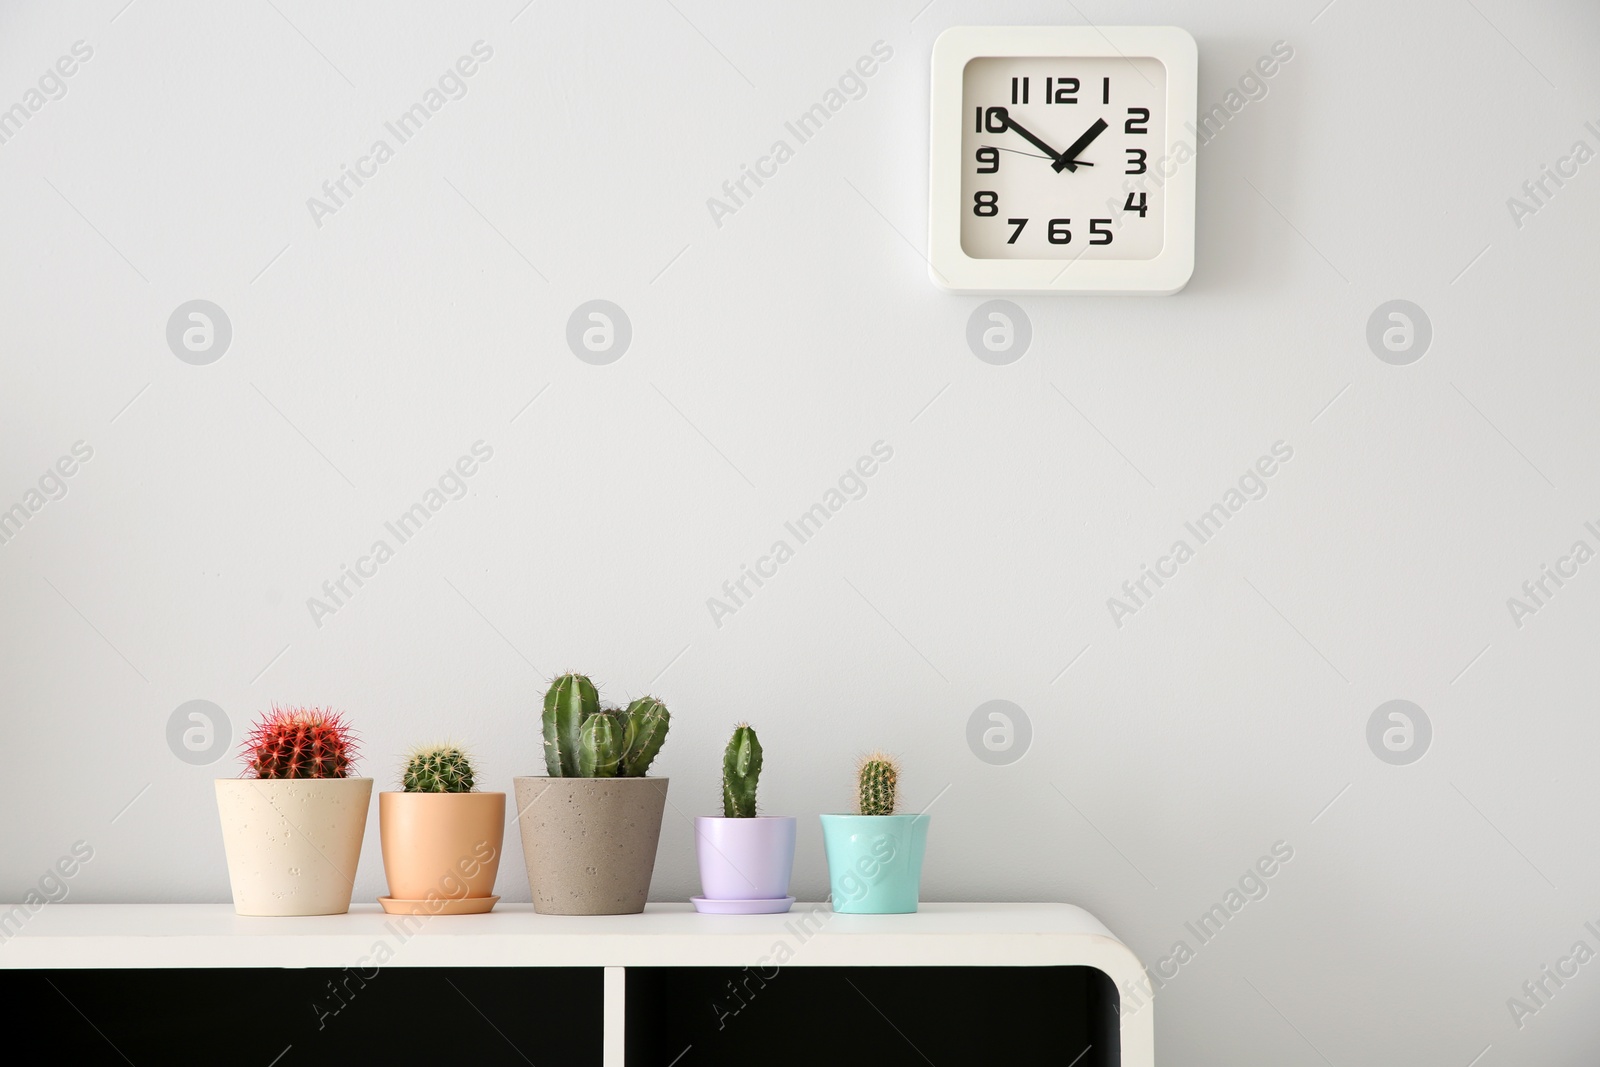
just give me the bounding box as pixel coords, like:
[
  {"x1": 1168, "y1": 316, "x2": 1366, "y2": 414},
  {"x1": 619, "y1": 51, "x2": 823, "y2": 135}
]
[{"x1": 984, "y1": 144, "x2": 1093, "y2": 165}]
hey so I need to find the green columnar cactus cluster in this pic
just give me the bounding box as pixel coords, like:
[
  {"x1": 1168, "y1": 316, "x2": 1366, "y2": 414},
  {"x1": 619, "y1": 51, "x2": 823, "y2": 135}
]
[
  {"x1": 721, "y1": 723, "x2": 762, "y2": 818},
  {"x1": 857, "y1": 752, "x2": 899, "y2": 816},
  {"x1": 402, "y1": 744, "x2": 475, "y2": 793},
  {"x1": 541, "y1": 673, "x2": 671, "y2": 778}
]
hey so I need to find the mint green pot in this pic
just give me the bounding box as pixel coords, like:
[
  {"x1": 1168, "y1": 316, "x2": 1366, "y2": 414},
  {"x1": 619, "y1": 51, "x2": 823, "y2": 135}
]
[{"x1": 819, "y1": 814, "x2": 930, "y2": 914}]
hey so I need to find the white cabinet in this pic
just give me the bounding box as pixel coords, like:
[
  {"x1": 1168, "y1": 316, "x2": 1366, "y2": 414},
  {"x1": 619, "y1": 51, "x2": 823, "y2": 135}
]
[{"x1": 2, "y1": 902, "x2": 1152, "y2": 1064}]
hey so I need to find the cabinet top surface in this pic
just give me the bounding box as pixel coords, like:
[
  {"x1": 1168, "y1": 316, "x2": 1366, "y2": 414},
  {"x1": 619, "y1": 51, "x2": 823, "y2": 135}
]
[
  {"x1": 0, "y1": 903, "x2": 1131, "y2": 968},
  {"x1": 6, "y1": 901, "x2": 1110, "y2": 939}
]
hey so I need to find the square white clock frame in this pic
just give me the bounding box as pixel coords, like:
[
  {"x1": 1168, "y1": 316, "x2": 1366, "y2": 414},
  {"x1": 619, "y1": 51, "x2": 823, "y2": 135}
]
[{"x1": 928, "y1": 25, "x2": 1198, "y2": 294}]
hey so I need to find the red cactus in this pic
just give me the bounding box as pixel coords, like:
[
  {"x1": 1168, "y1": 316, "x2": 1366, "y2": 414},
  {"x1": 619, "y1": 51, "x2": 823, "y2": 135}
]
[{"x1": 241, "y1": 706, "x2": 359, "y2": 780}]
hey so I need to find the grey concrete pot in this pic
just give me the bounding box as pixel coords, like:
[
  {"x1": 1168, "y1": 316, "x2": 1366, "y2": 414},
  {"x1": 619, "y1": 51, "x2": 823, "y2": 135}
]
[{"x1": 512, "y1": 776, "x2": 669, "y2": 915}]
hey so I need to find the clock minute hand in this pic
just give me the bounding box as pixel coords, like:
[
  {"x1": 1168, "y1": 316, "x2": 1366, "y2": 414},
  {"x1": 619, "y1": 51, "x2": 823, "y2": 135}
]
[
  {"x1": 1052, "y1": 117, "x2": 1109, "y2": 173},
  {"x1": 1001, "y1": 115, "x2": 1068, "y2": 168}
]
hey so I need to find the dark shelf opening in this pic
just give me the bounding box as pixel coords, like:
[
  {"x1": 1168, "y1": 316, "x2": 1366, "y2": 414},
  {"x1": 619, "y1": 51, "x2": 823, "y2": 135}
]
[
  {"x1": 6, "y1": 966, "x2": 603, "y2": 1066},
  {"x1": 627, "y1": 964, "x2": 1119, "y2": 1065}
]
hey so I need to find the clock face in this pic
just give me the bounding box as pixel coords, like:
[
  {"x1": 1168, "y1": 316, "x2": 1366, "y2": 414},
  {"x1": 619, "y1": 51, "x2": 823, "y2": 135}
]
[{"x1": 960, "y1": 56, "x2": 1167, "y2": 261}]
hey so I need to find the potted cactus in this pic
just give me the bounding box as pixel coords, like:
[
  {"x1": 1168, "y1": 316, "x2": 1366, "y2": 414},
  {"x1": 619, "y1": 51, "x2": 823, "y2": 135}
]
[
  {"x1": 819, "y1": 753, "x2": 930, "y2": 914},
  {"x1": 377, "y1": 745, "x2": 505, "y2": 916},
  {"x1": 512, "y1": 673, "x2": 672, "y2": 915},
  {"x1": 214, "y1": 706, "x2": 371, "y2": 916},
  {"x1": 692, "y1": 723, "x2": 796, "y2": 914}
]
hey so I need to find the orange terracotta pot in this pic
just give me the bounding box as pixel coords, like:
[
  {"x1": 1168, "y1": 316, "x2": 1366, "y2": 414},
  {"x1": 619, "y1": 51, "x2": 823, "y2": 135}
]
[{"x1": 378, "y1": 791, "x2": 505, "y2": 903}]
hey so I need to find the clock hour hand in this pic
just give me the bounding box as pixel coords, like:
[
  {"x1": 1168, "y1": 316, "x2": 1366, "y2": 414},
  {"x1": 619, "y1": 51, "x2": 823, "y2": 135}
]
[{"x1": 1052, "y1": 117, "x2": 1109, "y2": 172}]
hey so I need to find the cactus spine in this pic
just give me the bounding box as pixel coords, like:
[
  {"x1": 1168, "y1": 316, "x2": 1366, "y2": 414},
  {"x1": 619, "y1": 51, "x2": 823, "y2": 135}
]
[
  {"x1": 403, "y1": 744, "x2": 475, "y2": 793},
  {"x1": 622, "y1": 696, "x2": 670, "y2": 777},
  {"x1": 857, "y1": 752, "x2": 899, "y2": 816},
  {"x1": 538, "y1": 675, "x2": 671, "y2": 778},
  {"x1": 543, "y1": 673, "x2": 599, "y2": 777},
  {"x1": 721, "y1": 723, "x2": 762, "y2": 818}
]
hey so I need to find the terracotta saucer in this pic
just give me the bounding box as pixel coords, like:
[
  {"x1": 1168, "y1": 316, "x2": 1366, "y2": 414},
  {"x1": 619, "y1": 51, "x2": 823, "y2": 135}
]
[{"x1": 378, "y1": 895, "x2": 499, "y2": 916}]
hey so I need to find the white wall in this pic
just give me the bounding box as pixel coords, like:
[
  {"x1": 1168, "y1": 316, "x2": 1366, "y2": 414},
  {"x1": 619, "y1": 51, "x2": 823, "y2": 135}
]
[{"x1": 4, "y1": 0, "x2": 1600, "y2": 1062}]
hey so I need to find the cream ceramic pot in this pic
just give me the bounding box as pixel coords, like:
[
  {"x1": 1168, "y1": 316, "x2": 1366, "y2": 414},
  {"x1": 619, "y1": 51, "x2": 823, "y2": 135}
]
[{"x1": 215, "y1": 777, "x2": 373, "y2": 916}]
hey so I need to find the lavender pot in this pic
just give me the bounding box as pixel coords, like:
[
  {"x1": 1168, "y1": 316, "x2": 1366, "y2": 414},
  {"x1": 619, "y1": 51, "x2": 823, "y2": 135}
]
[{"x1": 694, "y1": 816, "x2": 797, "y2": 904}]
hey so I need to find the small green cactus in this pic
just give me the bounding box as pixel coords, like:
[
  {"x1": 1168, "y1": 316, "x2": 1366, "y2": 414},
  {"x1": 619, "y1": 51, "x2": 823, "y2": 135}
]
[
  {"x1": 721, "y1": 723, "x2": 762, "y2": 818},
  {"x1": 857, "y1": 752, "x2": 899, "y2": 816},
  {"x1": 543, "y1": 673, "x2": 599, "y2": 777},
  {"x1": 622, "y1": 696, "x2": 670, "y2": 777},
  {"x1": 403, "y1": 744, "x2": 475, "y2": 793},
  {"x1": 538, "y1": 675, "x2": 671, "y2": 778}
]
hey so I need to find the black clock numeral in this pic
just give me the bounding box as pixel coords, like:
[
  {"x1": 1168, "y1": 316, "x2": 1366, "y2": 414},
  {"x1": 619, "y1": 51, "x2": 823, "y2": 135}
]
[
  {"x1": 1047, "y1": 218, "x2": 1072, "y2": 244},
  {"x1": 1089, "y1": 218, "x2": 1114, "y2": 244},
  {"x1": 1005, "y1": 218, "x2": 1028, "y2": 243},
  {"x1": 1125, "y1": 107, "x2": 1150, "y2": 135},
  {"x1": 1125, "y1": 148, "x2": 1147, "y2": 174},
  {"x1": 1123, "y1": 192, "x2": 1149, "y2": 217},
  {"x1": 1010, "y1": 77, "x2": 1030, "y2": 104},
  {"x1": 975, "y1": 146, "x2": 999, "y2": 174},
  {"x1": 973, "y1": 191, "x2": 999, "y2": 217},
  {"x1": 1102, "y1": 76, "x2": 1110, "y2": 104},
  {"x1": 1048, "y1": 76, "x2": 1078, "y2": 104},
  {"x1": 983, "y1": 106, "x2": 1009, "y2": 133}
]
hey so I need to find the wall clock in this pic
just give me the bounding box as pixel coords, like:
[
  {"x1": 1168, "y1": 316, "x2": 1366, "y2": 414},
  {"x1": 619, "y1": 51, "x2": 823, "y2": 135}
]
[{"x1": 928, "y1": 26, "x2": 1198, "y2": 294}]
